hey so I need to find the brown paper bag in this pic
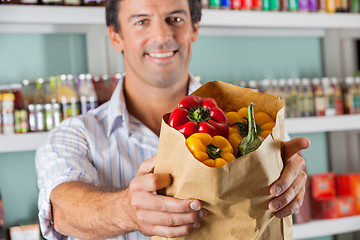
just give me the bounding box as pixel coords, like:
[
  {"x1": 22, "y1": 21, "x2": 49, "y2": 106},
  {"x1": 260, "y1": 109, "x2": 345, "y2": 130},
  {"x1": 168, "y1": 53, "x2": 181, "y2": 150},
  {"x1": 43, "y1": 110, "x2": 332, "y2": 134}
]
[{"x1": 153, "y1": 81, "x2": 292, "y2": 240}]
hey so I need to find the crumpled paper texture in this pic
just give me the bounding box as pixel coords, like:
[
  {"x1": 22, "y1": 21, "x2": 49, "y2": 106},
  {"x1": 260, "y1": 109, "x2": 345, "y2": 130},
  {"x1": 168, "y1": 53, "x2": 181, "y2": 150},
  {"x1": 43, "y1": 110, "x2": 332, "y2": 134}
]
[{"x1": 153, "y1": 81, "x2": 292, "y2": 240}]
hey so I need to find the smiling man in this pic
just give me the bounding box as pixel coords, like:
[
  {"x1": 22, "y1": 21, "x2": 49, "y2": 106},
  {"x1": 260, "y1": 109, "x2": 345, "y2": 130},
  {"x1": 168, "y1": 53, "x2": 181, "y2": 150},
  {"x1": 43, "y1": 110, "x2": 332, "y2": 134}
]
[{"x1": 35, "y1": 0, "x2": 309, "y2": 239}]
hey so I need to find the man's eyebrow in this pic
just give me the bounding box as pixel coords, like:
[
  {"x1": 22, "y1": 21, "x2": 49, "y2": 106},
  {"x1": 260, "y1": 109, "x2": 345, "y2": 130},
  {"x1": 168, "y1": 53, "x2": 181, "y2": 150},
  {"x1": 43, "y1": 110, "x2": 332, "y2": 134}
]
[
  {"x1": 168, "y1": 9, "x2": 188, "y2": 16},
  {"x1": 128, "y1": 14, "x2": 149, "y2": 22}
]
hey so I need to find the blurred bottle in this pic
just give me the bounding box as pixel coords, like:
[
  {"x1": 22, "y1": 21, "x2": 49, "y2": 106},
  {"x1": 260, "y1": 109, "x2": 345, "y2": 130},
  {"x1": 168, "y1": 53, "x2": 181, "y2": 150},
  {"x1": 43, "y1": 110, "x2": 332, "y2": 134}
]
[
  {"x1": 201, "y1": 0, "x2": 209, "y2": 8},
  {"x1": 11, "y1": 84, "x2": 29, "y2": 133},
  {"x1": 1, "y1": 93, "x2": 15, "y2": 135},
  {"x1": 298, "y1": 0, "x2": 310, "y2": 10},
  {"x1": 271, "y1": 79, "x2": 281, "y2": 98},
  {"x1": 350, "y1": 0, "x2": 359, "y2": 12},
  {"x1": 57, "y1": 74, "x2": 79, "y2": 120},
  {"x1": 354, "y1": 76, "x2": 360, "y2": 114},
  {"x1": 302, "y1": 78, "x2": 315, "y2": 117},
  {"x1": 331, "y1": 77, "x2": 344, "y2": 115},
  {"x1": 34, "y1": 78, "x2": 47, "y2": 105},
  {"x1": 231, "y1": 0, "x2": 242, "y2": 9},
  {"x1": 280, "y1": 0, "x2": 288, "y2": 11},
  {"x1": 318, "y1": 0, "x2": 327, "y2": 10},
  {"x1": 312, "y1": 78, "x2": 326, "y2": 116},
  {"x1": 269, "y1": 0, "x2": 280, "y2": 10},
  {"x1": 287, "y1": 79, "x2": 298, "y2": 118},
  {"x1": 82, "y1": 0, "x2": 104, "y2": 6},
  {"x1": 1, "y1": 0, "x2": 20, "y2": 4},
  {"x1": 241, "y1": 0, "x2": 252, "y2": 9},
  {"x1": 209, "y1": 0, "x2": 221, "y2": 8},
  {"x1": 22, "y1": 79, "x2": 35, "y2": 108},
  {"x1": 288, "y1": 0, "x2": 298, "y2": 10},
  {"x1": 322, "y1": 77, "x2": 336, "y2": 116},
  {"x1": 326, "y1": 0, "x2": 336, "y2": 12},
  {"x1": 309, "y1": 0, "x2": 319, "y2": 11},
  {"x1": 40, "y1": 0, "x2": 62, "y2": 5},
  {"x1": 253, "y1": 0, "x2": 262, "y2": 9},
  {"x1": 344, "y1": 76, "x2": 356, "y2": 114},
  {"x1": 294, "y1": 78, "x2": 304, "y2": 117},
  {"x1": 78, "y1": 74, "x2": 98, "y2": 114},
  {"x1": 221, "y1": 0, "x2": 231, "y2": 8},
  {"x1": 46, "y1": 76, "x2": 58, "y2": 104},
  {"x1": 63, "y1": 0, "x2": 80, "y2": 5}
]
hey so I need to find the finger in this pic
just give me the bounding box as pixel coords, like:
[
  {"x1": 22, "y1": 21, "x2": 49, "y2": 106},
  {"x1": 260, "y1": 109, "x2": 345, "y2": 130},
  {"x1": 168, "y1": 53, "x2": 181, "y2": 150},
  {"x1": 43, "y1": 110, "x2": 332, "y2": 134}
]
[
  {"x1": 149, "y1": 222, "x2": 201, "y2": 238},
  {"x1": 282, "y1": 137, "x2": 310, "y2": 162},
  {"x1": 137, "y1": 156, "x2": 156, "y2": 176},
  {"x1": 131, "y1": 173, "x2": 172, "y2": 192},
  {"x1": 269, "y1": 170, "x2": 307, "y2": 213},
  {"x1": 273, "y1": 185, "x2": 306, "y2": 218},
  {"x1": 131, "y1": 191, "x2": 203, "y2": 213},
  {"x1": 270, "y1": 154, "x2": 306, "y2": 197},
  {"x1": 136, "y1": 209, "x2": 207, "y2": 227}
]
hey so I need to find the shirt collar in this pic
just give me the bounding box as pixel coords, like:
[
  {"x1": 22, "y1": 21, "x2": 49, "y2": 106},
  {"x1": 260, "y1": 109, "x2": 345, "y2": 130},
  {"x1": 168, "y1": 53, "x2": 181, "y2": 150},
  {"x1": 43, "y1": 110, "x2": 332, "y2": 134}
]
[{"x1": 106, "y1": 74, "x2": 202, "y2": 137}]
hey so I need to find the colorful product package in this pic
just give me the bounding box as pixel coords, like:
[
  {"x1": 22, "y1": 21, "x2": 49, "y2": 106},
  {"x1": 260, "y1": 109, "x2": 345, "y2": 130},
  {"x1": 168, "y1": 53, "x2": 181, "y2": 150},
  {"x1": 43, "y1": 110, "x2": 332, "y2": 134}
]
[
  {"x1": 311, "y1": 172, "x2": 336, "y2": 199},
  {"x1": 311, "y1": 196, "x2": 355, "y2": 219},
  {"x1": 153, "y1": 81, "x2": 291, "y2": 240},
  {"x1": 335, "y1": 173, "x2": 360, "y2": 214}
]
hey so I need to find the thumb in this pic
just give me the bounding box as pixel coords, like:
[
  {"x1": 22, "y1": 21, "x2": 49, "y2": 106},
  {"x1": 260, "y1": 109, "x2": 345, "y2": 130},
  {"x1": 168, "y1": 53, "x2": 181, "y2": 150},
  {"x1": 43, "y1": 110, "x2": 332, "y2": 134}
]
[
  {"x1": 282, "y1": 137, "x2": 310, "y2": 162},
  {"x1": 136, "y1": 155, "x2": 156, "y2": 176}
]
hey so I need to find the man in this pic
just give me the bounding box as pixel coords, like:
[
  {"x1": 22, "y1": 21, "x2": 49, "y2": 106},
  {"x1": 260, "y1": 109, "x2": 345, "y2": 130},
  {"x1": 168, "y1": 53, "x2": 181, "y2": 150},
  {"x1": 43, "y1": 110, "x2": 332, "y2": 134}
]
[{"x1": 36, "y1": 0, "x2": 309, "y2": 239}]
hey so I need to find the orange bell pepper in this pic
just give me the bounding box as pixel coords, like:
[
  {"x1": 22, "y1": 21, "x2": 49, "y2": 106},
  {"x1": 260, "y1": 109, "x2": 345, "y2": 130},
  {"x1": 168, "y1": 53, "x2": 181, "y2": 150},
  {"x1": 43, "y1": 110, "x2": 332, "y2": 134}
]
[
  {"x1": 186, "y1": 133, "x2": 236, "y2": 167},
  {"x1": 226, "y1": 106, "x2": 276, "y2": 156}
]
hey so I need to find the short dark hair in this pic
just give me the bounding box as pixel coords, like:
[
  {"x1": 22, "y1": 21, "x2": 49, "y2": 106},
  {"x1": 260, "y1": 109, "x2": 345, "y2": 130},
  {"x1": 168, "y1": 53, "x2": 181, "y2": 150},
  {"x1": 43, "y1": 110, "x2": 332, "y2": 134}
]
[{"x1": 106, "y1": 0, "x2": 202, "y2": 33}]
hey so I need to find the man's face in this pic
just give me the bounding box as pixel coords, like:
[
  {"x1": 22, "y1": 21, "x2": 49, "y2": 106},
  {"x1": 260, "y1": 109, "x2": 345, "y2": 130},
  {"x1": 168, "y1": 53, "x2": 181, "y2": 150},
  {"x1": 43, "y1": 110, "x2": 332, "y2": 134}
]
[{"x1": 114, "y1": 0, "x2": 199, "y2": 88}]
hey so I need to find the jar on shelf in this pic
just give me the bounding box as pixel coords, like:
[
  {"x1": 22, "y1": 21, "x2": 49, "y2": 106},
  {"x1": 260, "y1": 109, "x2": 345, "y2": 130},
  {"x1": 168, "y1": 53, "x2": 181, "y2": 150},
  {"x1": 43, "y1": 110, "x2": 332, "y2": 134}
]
[
  {"x1": 11, "y1": 83, "x2": 29, "y2": 133},
  {"x1": 2, "y1": 93, "x2": 15, "y2": 135}
]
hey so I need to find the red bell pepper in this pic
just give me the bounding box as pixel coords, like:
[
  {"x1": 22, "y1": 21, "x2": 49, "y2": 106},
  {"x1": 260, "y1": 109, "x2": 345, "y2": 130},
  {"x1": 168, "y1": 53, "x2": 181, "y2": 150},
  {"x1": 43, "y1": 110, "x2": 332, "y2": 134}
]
[{"x1": 168, "y1": 95, "x2": 229, "y2": 139}]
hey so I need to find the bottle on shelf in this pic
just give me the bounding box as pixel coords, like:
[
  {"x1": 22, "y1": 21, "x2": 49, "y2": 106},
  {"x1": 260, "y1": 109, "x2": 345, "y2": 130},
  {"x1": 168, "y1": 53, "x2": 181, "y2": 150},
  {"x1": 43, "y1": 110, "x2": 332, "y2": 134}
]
[
  {"x1": 309, "y1": 0, "x2": 319, "y2": 11},
  {"x1": 287, "y1": 78, "x2": 298, "y2": 118},
  {"x1": 209, "y1": 0, "x2": 221, "y2": 8},
  {"x1": 326, "y1": 0, "x2": 336, "y2": 12},
  {"x1": 1, "y1": 92, "x2": 15, "y2": 135},
  {"x1": 344, "y1": 76, "x2": 356, "y2": 114},
  {"x1": 34, "y1": 78, "x2": 46, "y2": 105},
  {"x1": 322, "y1": 77, "x2": 336, "y2": 116},
  {"x1": 350, "y1": 0, "x2": 359, "y2": 12},
  {"x1": 78, "y1": 73, "x2": 98, "y2": 114},
  {"x1": 11, "y1": 83, "x2": 29, "y2": 133},
  {"x1": 221, "y1": 0, "x2": 231, "y2": 9},
  {"x1": 298, "y1": 0, "x2": 310, "y2": 11},
  {"x1": 231, "y1": 0, "x2": 242, "y2": 9},
  {"x1": 312, "y1": 78, "x2": 326, "y2": 116},
  {"x1": 63, "y1": 0, "x2": 80, "y2": 6},
  {"x1": 241, "y1": 0, "x2": 253, "y2": 9},
  {"x1": 57, "y1": 74, "x2": 79, "y2": 120},
  {"x1": 252, "y1": 0, "x2": 262, "y2": 10},
  {"x1": 355, "y1": 77, "x2": 360, "y2": 113},
  {"x1": 288, "y1": 0, "x2": 298, "y2": 11},
  {"x1": 317, "y1": 0, "x2": 327, "y2": 11},
  {"x1": 302, "y1": 78, "x2": 315, "y2": 117},
  {"x1": 82, "y1": 0, "x2": 104, "y2": 6},
  {"x1": 22, "y1": 79, "x2": 36, "y2": 108},
  {"x1": 331, "y1": 77, "x2": 344, "y2": 115},
  {"x1": 295, "y1": 78, "x2": 304, "y2": 117},
  {"x1": 40, "y1": 0, "x2": 62, "y2": 5},
  {"x1": 201, "y1": 0, "x2": 209, "y2": 8}
]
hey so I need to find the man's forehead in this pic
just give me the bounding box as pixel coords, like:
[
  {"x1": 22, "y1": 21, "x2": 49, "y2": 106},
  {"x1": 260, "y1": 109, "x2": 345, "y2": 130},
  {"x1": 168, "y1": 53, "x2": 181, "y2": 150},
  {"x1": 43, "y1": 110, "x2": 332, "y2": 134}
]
[{"x1": 118, "y1": 0, "x2": 190, "y2": 14}]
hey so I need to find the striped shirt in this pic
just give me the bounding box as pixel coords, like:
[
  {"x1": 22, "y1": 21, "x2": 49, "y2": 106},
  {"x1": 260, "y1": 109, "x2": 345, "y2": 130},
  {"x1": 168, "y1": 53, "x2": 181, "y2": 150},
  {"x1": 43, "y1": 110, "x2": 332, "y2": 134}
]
[{"x1": 35, "y1": 74, "x2": 202, "y2": 240}]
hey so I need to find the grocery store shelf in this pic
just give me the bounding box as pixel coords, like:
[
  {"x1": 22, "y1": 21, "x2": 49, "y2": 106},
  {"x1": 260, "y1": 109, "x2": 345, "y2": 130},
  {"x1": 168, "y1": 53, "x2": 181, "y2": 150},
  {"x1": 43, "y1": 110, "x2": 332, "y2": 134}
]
[
  {"x1": 293, "y1": 215, "x2": 360, "y2": 239},
  {"x1": 0, "y1": 132, "x2": 47, "y2": 153},
  {"x1": 285, "y1": 114, "x2": 360, "y2": 134},
  {"x1": 0, "y1": 5, "x2": 360, "y2": 29}
]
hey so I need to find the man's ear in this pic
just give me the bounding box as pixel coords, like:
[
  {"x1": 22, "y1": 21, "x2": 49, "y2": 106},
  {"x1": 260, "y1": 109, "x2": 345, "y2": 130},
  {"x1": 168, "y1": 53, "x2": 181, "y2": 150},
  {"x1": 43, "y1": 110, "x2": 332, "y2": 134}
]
[
  {"x1": 191, "y1": 22, "x2": 199, "y2": 42},
  {"x1": 108, "y1": 26, "x2": 124, "y2": 52}
]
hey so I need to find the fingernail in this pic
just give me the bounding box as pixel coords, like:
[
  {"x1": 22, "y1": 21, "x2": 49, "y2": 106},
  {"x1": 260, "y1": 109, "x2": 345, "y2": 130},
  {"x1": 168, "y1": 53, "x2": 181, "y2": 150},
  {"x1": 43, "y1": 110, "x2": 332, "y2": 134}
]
[
  {"x1": 271, "y1": 201, "x2": 281, "y2": 211},
  {"x1": 274, "y1": 186, "x2": 282, "y2": 196},
  {"x1": 198, "y1": 209, "x2": 206, "y2": 219},
  {"x1": 193, "y1": 222, "x2": 200, "y2": 229},
  {"x1": 190, "y1": 201, "x2": 200, "y2": 211}
]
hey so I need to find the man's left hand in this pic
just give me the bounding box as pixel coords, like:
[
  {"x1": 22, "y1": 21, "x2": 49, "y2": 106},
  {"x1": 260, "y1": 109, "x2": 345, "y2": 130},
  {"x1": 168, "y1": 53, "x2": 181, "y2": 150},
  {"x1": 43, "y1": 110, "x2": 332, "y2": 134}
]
[{"x1": 268, "y1": 137, "x2": 310, "y2": 218}]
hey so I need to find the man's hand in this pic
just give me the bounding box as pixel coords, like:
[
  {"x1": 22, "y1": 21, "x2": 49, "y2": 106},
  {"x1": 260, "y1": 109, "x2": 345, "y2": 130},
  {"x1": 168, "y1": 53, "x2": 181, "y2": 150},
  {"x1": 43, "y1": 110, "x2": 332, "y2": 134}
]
[
  {"x1": 268, "y1": 137, "x2": 310, "y2": 218},
  {"x1": 126, "y1": 156, "x2": 206, "y2": 238}
]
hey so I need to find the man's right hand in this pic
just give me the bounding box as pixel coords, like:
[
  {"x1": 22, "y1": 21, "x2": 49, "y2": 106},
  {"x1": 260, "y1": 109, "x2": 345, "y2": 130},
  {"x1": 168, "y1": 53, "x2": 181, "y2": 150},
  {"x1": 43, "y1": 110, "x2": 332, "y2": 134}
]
[{"x1": 125, "y1": 156, "x2": 207, "y2": 238}]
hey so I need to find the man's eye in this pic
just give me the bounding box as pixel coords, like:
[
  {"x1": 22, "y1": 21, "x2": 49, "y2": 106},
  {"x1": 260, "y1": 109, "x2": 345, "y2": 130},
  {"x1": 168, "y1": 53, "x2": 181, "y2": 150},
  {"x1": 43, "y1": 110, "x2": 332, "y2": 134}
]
[
  {"x1": 136, "y1": 20, "x2": 147, "y2": 25},
  {"x1": 168, "y1": 17, "x2": 183, "y2": 23}
]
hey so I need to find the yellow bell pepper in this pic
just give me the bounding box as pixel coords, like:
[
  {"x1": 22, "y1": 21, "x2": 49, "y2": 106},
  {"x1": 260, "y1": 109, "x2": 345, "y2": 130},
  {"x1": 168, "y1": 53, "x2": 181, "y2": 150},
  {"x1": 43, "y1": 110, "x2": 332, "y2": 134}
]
[
  {"x1": 186, "y1": 133, "x2": 236, "y2": 167},
  {"x1": 226, "y1": 107, "x2": 276, "y2": 156}
]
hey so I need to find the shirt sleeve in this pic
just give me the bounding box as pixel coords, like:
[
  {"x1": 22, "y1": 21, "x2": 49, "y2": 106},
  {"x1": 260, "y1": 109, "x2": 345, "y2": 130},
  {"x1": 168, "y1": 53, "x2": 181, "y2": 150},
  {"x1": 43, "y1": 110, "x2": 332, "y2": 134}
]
[{"x1": 35, "y1": 116, "x2": 100, "y2": 239}]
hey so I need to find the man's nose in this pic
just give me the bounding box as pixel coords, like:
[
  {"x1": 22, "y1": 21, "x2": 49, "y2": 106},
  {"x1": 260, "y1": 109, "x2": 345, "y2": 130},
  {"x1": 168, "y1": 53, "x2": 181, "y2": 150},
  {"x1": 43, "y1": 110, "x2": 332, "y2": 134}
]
[{"x1": 152, "y1": 20, "x2": 172, "y2": 43}]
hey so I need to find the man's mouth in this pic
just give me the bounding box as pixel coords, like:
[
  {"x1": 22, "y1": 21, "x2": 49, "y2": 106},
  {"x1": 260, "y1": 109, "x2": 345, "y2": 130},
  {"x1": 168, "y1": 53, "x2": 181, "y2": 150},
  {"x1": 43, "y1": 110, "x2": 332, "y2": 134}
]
[{"x1": 147, "y1": 50, "x2": 177, "y2": 59}]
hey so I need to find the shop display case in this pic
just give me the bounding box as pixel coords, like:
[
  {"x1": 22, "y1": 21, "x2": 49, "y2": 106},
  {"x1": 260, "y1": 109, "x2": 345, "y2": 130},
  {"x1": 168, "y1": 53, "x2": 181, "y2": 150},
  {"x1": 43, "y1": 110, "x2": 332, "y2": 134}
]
[{"x1": 1, "y1": 5, "x2": 360, "y2": 239}]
